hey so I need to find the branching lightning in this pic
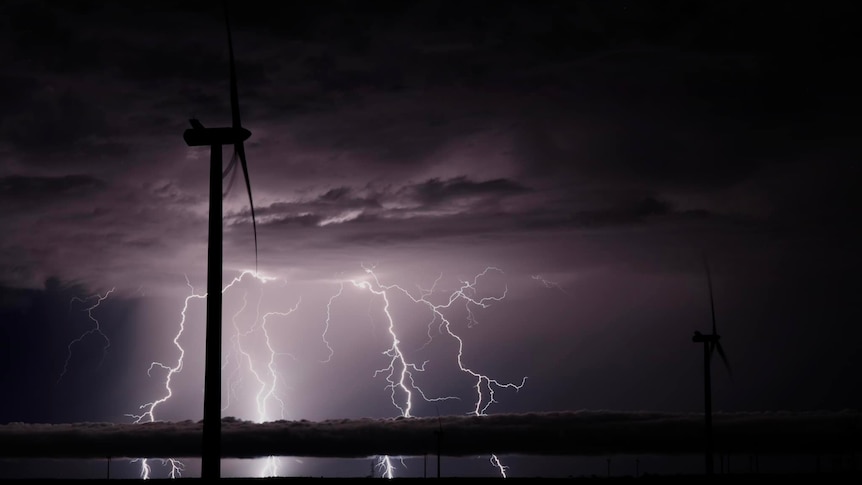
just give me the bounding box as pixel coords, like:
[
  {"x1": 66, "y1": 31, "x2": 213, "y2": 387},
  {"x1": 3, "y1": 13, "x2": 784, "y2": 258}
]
[
  {"x1": 257, "y1": 301, "x2": 301, "y2": 421},
  {"x1": 126, "y1": 275, "x2": 203, "y2": 479},
  {"x1": 340, "y1": 265, "x2": 527, "y2": 477},
  {"x1": 218, "y1": 270, "x2": 309, "y2": 478},
  {"x1": 128, "y1": 270, "x2": 283, "y2": 479},
  {"x1": 58, "y1": 288, "x2": 116, "y2": 383},
  {"x1": 58, "y1": 264, "x2": 533, "y2": 479},
  {"x1": 352, "y1": 266, "x2": 525, "y2": 417},
  {"x1": 223, "y1": 291, "x2": 255, "y2": 413},
  {"x1": 349, "y1": 267, "x2": 458, "y2": 419},
  {"x1": 253, "y1": 299, "x2": 302, "y2": 477}
]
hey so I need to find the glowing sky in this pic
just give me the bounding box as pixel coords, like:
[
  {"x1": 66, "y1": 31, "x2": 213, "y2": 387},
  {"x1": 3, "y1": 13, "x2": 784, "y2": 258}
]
[{"x1": 0, "y1": 0, "x2": 859, "y2": 479}]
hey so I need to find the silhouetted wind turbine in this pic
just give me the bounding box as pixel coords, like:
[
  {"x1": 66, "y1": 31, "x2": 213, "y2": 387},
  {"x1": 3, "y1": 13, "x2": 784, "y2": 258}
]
[
  {"x1": 692, "y1": 254, "x2": 731, "y2": 476},
  {"x1": 182, "y1": 3, "x2": 258, "y2": 479}
]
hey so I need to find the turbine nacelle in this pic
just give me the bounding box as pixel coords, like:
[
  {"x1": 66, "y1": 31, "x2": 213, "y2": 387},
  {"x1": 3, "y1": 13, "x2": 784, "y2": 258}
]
[{"x1": 183, "y1": 120, "x2": 251, "y2": 146}]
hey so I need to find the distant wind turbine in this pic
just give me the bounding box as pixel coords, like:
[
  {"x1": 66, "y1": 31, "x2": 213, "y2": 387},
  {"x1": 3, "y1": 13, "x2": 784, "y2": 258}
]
[
  {"x1": 692, "y1": 254, "x2": 731, "y2": 476},
  {"x1": 181, "y1": 2, "x2": 259, "y2": 479}
]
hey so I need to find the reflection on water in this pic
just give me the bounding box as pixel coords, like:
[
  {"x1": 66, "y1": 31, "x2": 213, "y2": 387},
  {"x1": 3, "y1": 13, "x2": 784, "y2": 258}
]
[{"x1": 0, "y1": 453, "x2": 857, "y2": 479}]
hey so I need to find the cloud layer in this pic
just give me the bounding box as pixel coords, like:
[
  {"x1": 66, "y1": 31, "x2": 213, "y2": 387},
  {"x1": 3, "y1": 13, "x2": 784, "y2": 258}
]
[{"x1": 2, "y1": 410, "x2": 859, "y2": 459}]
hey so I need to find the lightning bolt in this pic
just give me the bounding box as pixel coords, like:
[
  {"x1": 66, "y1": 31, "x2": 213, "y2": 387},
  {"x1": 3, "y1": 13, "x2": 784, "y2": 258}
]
[
  {"x1": 321, "y1": 280, "x2": 342, "y2": 364},
  {"x1": 531, "y1": 274, "x2": 567, "y2": 294},
  {"x1": 339, "y1": 265, "x2": 526, "y2": 477},
  {"x1": 58, "y1": 288, "x2": 116, "y2": 383},
  {"x1": 223, "y1": 290, "x2": 255, "y2": 414},
  {"x1": 111, "y1": 264, "x2": 527, "y2": 479},
  {"x1": 126, "y1": 275, "x2": 203, "y2": 479},
  {"x1": 254, "y1": 300, "x2": 302, "y2": 478},
  {"x1": 349, "y1": 266, "x2": 459, "y2": 418},
  {"x1": 219, "y1": 271, "x2": 305, "y2": 478},
  {"x1": 257, "y1": 301, "x2": 301, "y2": 423},
  {"x1": 127, "y1": 270, "x2": 281, "y2": 479}
]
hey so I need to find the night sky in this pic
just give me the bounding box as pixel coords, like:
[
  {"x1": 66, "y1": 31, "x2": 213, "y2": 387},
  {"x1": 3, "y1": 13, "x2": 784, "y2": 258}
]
[{"x1": 1, "y1": 0, "x2": 860, "y2": 479}]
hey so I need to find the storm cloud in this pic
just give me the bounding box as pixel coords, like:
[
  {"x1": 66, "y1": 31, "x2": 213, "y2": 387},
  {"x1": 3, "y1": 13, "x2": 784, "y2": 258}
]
[{"x1": 0, "y1": 1, "x2": 859, "y2": 479}]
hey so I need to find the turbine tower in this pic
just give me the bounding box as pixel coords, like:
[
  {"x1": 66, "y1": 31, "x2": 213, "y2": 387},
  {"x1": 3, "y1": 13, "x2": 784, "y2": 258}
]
[
  {"x1": 182, "y1": 3, "x2": 259, "y2": 479},
  {"x1": 692, "y1": 254, "x2": 731, "y2": 476}
]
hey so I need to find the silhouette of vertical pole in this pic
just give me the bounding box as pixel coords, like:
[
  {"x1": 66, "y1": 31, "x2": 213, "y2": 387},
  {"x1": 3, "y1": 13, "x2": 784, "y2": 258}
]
[
  {"x1": 434, "y1": 428, "x2": 443, "y2": 478},
  {"x1": 202, "y1": 144, "x2": 223, "y2": 479},
  {"x1": 436, "y1": 432, "x2": 441, "y2": 478},
  {"x1": 434, "y1": 407, "x2": 442, "y2": 479},
  {"x1": 703, "y1": 340, "x2": 713, "y2": 476}
]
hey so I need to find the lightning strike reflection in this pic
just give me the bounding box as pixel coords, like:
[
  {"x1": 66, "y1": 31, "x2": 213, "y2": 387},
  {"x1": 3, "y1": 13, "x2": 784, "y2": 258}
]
[
  {"x1": 377, "y1": 455, "x2": 395, "y2": 479},
  {"x1": 490, "y1": 454, "x2": 509, "y2": 478},
  {"x1": 58, "y1": 288, "x2": 116, "y2": 383},
  {"x1": 340, "y1": 265, "x2": 527, "y2": 477}
]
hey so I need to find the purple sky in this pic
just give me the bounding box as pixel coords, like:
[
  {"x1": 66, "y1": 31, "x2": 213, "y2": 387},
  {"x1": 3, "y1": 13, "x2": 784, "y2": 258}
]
[{"x1": 0, "y1": 0, "x2": 859, "y2": 478}]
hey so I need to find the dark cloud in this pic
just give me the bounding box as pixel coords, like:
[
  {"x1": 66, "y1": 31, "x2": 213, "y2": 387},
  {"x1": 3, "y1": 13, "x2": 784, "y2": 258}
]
[
  {"x1": 0, "y1": 174, "x2": 105, "y2": 202},
  {"x1": 0, "y1": 89, "x2": 114, "y2": 151},
  {"x1": 313, "y1": 192, "x2": 698, "y2": 247},
  {"x1": 319, "y1": 186, "x2": 352, "y2": 202},
  {"x1": 0, "y1": 279, "x2": 147, "y2": 424},
  {"x1": 523, "y1": 194, "x2": 681, "y2": 230},
  {"x1": 0, "y1": 5, "x2": 858, "y2": 481},
  {"x1": 1, "y1": 410, "x2": 859, "y2": 459},
  {"x1": 402, "y1": 177, "x2": 529, "y2": 207},
  {"x1": 241, "y1": 177, "x2": 528, "y2": 232}
]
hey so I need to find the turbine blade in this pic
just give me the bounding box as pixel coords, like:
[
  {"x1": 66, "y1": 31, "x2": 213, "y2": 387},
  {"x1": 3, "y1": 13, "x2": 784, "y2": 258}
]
[
  {"x1": 223, "y1": 148, "x2": 238, "y2": 179},
  {"x1": 224, "y1": 2, "x2": 241, "y2": 129},
  {"x1": 703, "y1": 253, "x2": 718, "y2": 336},
  {"x1": 222, "y1": 149, "x2": 239, "y2": 198},
  {"x1": 714, "y1": 341, "x2": 732, "y2": 376},
  {"x1": 236, "y1": 142, "x2": 258, "y2": 272}
]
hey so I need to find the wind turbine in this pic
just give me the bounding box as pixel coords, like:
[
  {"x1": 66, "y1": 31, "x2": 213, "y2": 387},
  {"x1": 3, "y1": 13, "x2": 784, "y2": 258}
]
[
  {"x1": 182, "y1": 3, "x2": 259, "y2": 479},
  {"x1": 692, "y1": 254, "x2": 731, "y2": 476}
]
